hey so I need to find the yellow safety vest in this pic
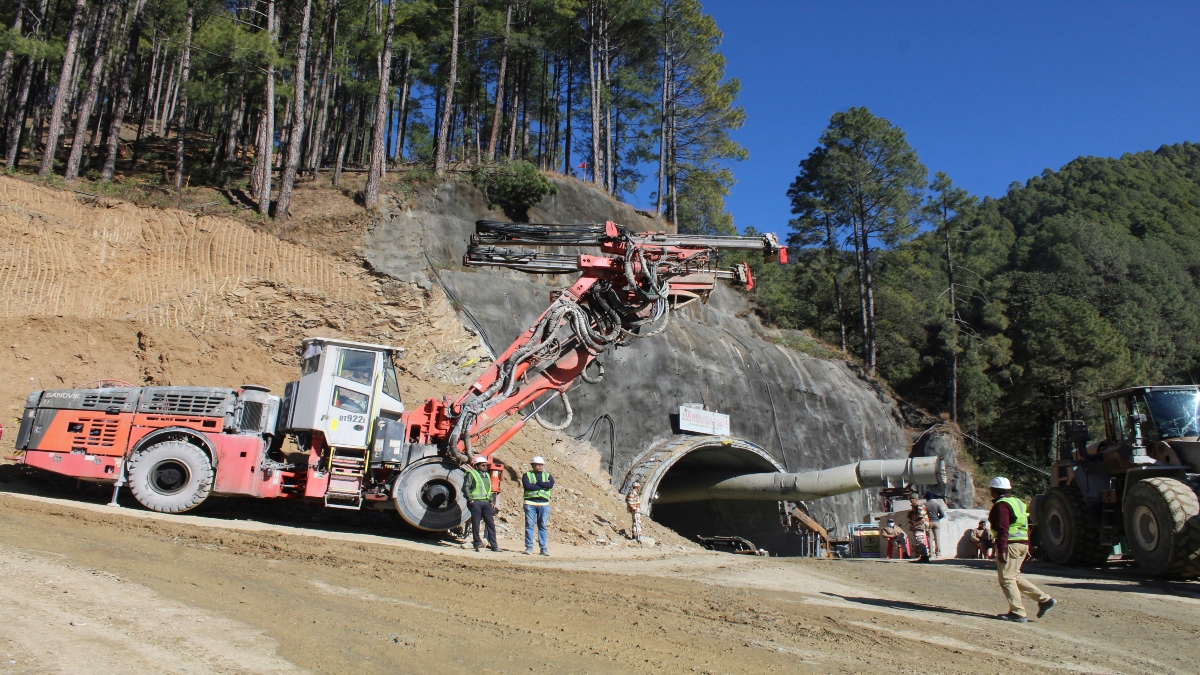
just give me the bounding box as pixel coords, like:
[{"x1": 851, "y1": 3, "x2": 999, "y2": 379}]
[
  {"x1": 991, "y1": 496, "x2": 1029, "y2": 542},
  {"x1": 464, "y1": 467, "x2": 492, "y2": 502}
]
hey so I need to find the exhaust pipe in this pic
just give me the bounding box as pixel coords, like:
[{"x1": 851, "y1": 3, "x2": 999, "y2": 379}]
[{"x1": 652, "y1": 456, "x2": 946, "y2": 505}]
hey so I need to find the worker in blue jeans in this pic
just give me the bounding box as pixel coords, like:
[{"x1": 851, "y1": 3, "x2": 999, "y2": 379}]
[{"x1": 522, "y1": 456, "x2": 554, "y2": 555}]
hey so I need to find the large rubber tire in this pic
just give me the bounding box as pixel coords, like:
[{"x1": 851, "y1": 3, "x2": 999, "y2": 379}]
[
  {"x1": 1123, "y1": 477, "x2": 1200, "y2": 578},
  {"x1": 127, "y1": 440, "x2": 214, "y2": 513},
  {"x1": 392, "y1": 458, "x2": 469, "y2": 532},
  {"x1": 1039, "y1": 487, "x2": 1109, "y2": 566}
]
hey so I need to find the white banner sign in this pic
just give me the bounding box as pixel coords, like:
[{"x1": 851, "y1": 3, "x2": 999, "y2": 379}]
[{"x1": 679, "y1": 406, "x2": 731, "y2": 436}]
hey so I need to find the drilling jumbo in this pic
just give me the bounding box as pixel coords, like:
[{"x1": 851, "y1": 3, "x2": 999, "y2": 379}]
[{"x1": 14, "y1": 221, "x2": 799, "y2": 530}]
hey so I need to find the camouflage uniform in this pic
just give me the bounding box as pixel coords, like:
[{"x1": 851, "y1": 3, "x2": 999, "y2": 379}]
[{"x1": 626, "y1": 487, "x2": 642, "y2": 541}]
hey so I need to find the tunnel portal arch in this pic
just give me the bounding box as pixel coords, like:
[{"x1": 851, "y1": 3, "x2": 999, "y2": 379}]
[{"x1": 621, "y1": 435, "x2": 791, "y2": 550}]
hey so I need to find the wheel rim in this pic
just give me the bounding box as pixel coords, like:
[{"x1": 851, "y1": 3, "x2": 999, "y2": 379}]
[
  {"x1": 1132, "y1": 504, "x2": 1160, "y2": 552},
  {"x1": 149, "y1": 459, "x2": 191, "y2": 496},
  {"x1": 1046, "y1": 509, "x2": 1067, "y2": 546},
  {"x1": 420, "y1": 479, "x2": 455, "y2": 511}
]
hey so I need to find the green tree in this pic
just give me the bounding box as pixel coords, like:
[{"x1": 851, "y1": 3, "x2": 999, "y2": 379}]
[{"x1": 789, "y1": 107, "x2": 926, "y2": 376}]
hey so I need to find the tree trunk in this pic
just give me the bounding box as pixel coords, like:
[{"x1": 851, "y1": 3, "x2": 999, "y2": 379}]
[
  {"x1": 395, "y1": 50, "x2": 410, "y2": 161},
  {"x1": 506, "y1": 58, "x2": 520, "y2": 160},
  {"x1": 485, "y1": 0, "x2": 511, "y2": 162},
  {"x1": 307, "y1": 3, "x2": 337, "y2": 175},
  {"x1": 822, "y1": 215, "x2": 847, "y2": 353},
  {"x1": 656, "y1": 37, "x2": 669, "y2": 215},
  {"x1": 0, "y1": 0, "x2": 26, "y2": 128},
  {"x1": 332, "y1": 97, "x2": 351, "y2": 187},
  {"x1": 586, "y1": 1, "x2": 603, "y2": 187},
  {"x1": 145, "y1": 39, "x2": 162, "y2": 135},
  {"x1": 944, "y1": 218, "x2": 958, "y2": 422},
  {"x1": 172, "y1": 3, "x2": 192, "y2": 194},
  {"x1": 363, "y1": 0, "x2": 393, "y2": 209},
  {"x1": 276, "y1": 0, "x2": 312, "y2": 217},
  {"x1": 858, "y1": 215, "x2": 876, "y2": 377},
  {"x1": 433, "y1": 0, "x2": 460, "y2": 175},
  {"x1": 4, "y1": 59, "x2": 36, "y2": 169},
  {"x1": 100, "y1": 0, "x2": 148, "y2": 181},
  {"x1": 64, "y1": 0, "x2": 115, "y2": 180},
  {"x1": 221, "y1": 83, "x2": 243, "y2": 178},
  {"x1": 255, "y1": 0, "x2": 277, "y2": 215},
  {"x1": 563, "y1": 54, "x2": 571, "y2": 175},
  {"x1": 39, "y1": 0, "x2": 89, "y2": 176}
]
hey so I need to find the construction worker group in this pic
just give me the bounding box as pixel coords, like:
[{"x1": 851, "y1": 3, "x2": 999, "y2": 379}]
[{"x1": 462, "y1": 455, "x2": 556, "y2": 555}]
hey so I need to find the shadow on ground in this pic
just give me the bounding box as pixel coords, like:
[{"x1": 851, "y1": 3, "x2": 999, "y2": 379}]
[{"x1": 0, "y1": 463, "x2": 459, "y2": 545}]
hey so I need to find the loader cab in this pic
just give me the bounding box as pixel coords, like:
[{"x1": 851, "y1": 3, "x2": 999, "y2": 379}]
[
  {"x1": 281, "y1": 338, "x2": 405, "y2": 449},
  {"x1": 1095, "y1": 386, "x2": 1200, "y2": 470}
]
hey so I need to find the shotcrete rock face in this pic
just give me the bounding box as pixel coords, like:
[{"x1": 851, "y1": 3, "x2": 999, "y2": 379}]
[{"x1": 365, "y1": 179, "x2": 910, "y2": 546}]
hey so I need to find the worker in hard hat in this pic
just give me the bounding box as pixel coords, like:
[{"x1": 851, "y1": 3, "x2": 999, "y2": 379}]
[
  {"x1": 522, "y1": 456, "x2": 555, "y2": 555},
  {"x1": 464, "y1": 455, "x2": 499, "y2": 552},
  {"x1": 626, "y1": 482, "x2": 643, "y2": 542},
  {"x1": 989, "y1": 476, "x2": 1055, "y2": 622}
]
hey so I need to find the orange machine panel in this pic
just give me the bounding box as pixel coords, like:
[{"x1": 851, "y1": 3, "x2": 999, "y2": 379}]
[
  {"x1": 210, "y1": 434, "x2": 283, "y2": 498},
  {"x1": 132, "y1": 414, "x2": 223, "y2": 433},
  {"x1": 31, "y1": 411, "x2": 134, "y2": 458},
  {"x1": 24, "y1": 450, "x2": 121, "y2": 481}
]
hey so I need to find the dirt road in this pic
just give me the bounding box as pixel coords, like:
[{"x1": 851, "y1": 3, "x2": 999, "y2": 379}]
[{"x1": 0, "y1": 486, "x2": 1196, "y2": 674}]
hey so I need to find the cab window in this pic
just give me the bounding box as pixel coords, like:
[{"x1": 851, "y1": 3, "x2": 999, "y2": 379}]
[
  {"x1": 332, "y1": 386, "x2": 369, "y2": 414},
  {"x1": 337, "y1": 349, "x2": 376, "y2": 385},
  {"x1": 382, "y1": 357, "x2": 402, "y2": 401},
  {"x1": 1110, "y1": 397, "x2": 1131, "y2": 442},
  {"x1": 300, "y1": 344, "x2": 323, "y2": 376}
]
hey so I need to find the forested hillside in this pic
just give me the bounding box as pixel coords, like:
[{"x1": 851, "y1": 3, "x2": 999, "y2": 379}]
[
  {"x1": 0, "y1": 0, "x2": 743, "y2": 230},
  {"x1": 753, "y1": 129, "x2": 1200, "y2": 490}
]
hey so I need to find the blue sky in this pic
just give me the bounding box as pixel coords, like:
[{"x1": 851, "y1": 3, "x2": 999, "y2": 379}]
[{"x1": 631, "y1": 2, "x2": 1200, "y2": 235}]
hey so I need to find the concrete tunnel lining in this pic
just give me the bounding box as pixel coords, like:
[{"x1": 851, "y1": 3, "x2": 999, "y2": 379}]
[{"x1": 621, "y1": 435, "x2": 794, "y2": 551}]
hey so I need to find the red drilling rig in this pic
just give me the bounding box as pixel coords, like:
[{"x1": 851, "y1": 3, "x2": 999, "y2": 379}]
[{"x1": 11, "y1": 220, "x2": 785, "y2": 531}]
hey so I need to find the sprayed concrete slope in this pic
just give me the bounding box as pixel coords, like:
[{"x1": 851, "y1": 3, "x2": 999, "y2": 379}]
[{"x1": 365, "y1": 177, "x2": 930, "y2": 539}]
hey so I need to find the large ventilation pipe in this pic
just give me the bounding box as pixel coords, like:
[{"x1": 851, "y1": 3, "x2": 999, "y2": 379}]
[{"x1": 652, "y1": 456, "x2": 946, "y2": 505}]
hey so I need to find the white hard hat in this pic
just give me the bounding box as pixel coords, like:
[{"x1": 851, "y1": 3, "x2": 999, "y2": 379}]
[
  {"x1": 989, "y1": 476, "x2": 1012, "y2": 490},
  {"x1": 531, "y1": 456, "x2": 545, "y2": 465},
  {"x1": 472, "y1": 455, "x2": 489, "y2": 464}
]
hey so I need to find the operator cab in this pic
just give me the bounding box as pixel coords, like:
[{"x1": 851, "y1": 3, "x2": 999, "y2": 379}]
[
  {"x1": 1095, "y1": 385, "x2": 1200, "y2": 470},
  {"x1": 280, "y1": 337, "x2": 405, "y2": 450}
]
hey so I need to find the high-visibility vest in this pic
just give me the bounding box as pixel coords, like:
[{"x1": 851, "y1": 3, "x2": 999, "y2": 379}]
[
  {"x1": 464, "y1": 467, "x2": 492, "y2": 502},
  {"x1": 523, "y1": 471, "x2": 552, "y2": 502},
  {"x1": 991, "y1": 496, "x2": 1029, "y2": 542}
]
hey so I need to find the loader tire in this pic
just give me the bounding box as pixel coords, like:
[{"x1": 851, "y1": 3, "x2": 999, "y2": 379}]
[
  {"x1": 1124, "y1": 477, "x2": 1200, "y2": 578},
  {"x1": 127, "y1": 441, "x2": 213, "y2": 513},
  {"x1": 1040, "y1": 487, "x2": 1109, "y2": 567}
]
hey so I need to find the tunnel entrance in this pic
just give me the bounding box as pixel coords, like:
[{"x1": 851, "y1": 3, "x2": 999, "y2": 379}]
[{"x1": 621, "y1": 435, "x2": 794, "y2": 554}]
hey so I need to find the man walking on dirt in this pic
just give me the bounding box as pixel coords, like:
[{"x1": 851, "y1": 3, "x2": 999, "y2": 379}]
[
  {"x1": 523, "y1": 456, "x2": 554, "y2": 555},
  {"x1": 989, "y1": 476, "x2": 1055, "y2": 622},
  {"x1": 464, "y1": 455, "x2": 499, "y2": 552}
]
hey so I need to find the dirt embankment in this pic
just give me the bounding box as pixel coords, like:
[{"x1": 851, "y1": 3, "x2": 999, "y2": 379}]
[{"x1": 0, "y1": 175, "x2": 684, "y2": 549}]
